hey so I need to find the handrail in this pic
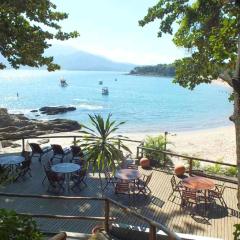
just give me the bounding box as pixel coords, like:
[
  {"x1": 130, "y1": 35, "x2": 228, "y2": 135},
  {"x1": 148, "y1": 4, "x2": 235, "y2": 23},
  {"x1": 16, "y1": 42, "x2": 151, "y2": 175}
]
[
  {"x1": 0, "y1": 192, "x2": 181, "y2": 240},
  {"x1": 0, "y1": 135, "x2": 142, "y2": 143},
  {"x1": 138, "y1": 146, "x2": 236, "y2": 167}
]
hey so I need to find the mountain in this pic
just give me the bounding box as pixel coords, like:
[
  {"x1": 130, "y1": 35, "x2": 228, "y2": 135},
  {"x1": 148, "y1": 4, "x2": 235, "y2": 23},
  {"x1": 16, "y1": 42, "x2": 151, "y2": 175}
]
[
  {"x1": 0, "y1": 45, "x2": 136, "y2": 71},
  {"x1": 47, "y1": 45, "x2": 136, "y2": 71}
]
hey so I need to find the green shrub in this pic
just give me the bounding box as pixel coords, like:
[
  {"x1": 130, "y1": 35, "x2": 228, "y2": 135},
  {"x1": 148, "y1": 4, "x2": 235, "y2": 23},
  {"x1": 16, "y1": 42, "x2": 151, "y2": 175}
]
[
  {"x1": 0, "y1": 209, "x2": 43, "y2": 240},
  {"x1": 144, "y1": 135, "x2": 172, "y2": 167},
  {"x1": 204, "y1": 162, "x2": 223, "y2": 175},
  {"x1": 233, "y1": 223, "x2": 240, "y2": 240},
  {"x1": 224, "y1": 166, "x2": 238, "y2": 177},
  {"x1": 192, "y1": 159, "x2": 201, "y2": 169}
]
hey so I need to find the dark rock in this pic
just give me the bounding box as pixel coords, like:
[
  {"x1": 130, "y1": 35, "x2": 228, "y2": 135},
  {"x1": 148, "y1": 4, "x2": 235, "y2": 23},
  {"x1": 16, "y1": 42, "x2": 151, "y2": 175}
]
[
  {"x1": 31, "y1": 109, "x2": 38, "y2": 113},
  {"x1": 0, "y1": 108, "x2": 81, "y2": 139},
  {"x1": 39, "y1": 106, "x2": 76, "y2": 115}
]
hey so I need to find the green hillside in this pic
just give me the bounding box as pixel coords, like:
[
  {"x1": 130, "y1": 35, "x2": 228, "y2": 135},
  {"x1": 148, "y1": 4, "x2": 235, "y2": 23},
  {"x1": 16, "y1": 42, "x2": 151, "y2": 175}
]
[{"x1": 129, "y1": 64, "x2": 175, "y2": 76}]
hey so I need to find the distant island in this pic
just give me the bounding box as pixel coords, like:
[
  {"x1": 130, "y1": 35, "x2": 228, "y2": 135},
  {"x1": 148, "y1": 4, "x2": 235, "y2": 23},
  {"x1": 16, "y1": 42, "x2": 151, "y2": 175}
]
[{"x1": 129, "y1": 64, "x2": 175, "y2": 77}]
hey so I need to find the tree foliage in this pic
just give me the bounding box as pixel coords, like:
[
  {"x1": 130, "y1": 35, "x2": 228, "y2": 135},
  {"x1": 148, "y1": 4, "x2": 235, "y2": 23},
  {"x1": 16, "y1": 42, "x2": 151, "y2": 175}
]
[
  {"x1": 139, "y1": 0, "x2": 240, "y2": 89},
  {"x1": 0, "y1": 209, "x2": 42, "y2": 240},
  {"x1": 130, "y1": 63, "x2": 175, "y2": 76},
  {"x1": 0, "y1": 0, "x2": 79, "y2": 71}
]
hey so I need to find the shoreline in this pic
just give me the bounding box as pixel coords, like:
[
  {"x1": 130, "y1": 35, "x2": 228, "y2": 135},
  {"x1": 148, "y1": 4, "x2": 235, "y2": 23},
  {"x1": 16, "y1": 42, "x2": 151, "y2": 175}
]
[
  {"x1": 36, "y1": 125, "x2": 238, "y2": 165},
  {"x1": 2, "y1": 125, "x2": 236, "y2": 165}
]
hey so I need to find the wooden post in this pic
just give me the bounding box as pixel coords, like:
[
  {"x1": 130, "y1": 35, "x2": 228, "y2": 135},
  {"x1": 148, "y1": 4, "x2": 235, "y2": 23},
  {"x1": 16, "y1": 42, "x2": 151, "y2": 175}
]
[
  {"x1": 104, "y1": 199, "x2": 110, "y2": 233},
  {"x1": 149, "y1": 224, "x2": 156, "y2": 240},
  {"x1": 22, "y1": 138, "x2": 25, "y2": 152},
  {"x1": 137, "y1": 147, "x2": 139, "y2": 159},
  {"x1": 189, "y1": 158, "x2": 193, "y2": 176},
  {"x1": 73, "y1": 137, "x2": 77, "y2": 146},
  {"x1": 118, "y1": 139, "x2": 120, "y2": 150}
]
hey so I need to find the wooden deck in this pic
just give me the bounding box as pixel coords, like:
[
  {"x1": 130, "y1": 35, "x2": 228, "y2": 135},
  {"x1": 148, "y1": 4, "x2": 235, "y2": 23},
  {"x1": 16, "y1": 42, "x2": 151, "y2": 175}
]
[{"x1": 0, "y1": 152, "x2": 239, "y2": 240}]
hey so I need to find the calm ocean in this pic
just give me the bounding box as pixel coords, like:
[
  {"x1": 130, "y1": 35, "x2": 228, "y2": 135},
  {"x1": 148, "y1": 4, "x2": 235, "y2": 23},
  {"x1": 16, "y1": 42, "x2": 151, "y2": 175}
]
[{"x1": 0, "y1": 70, "x2": 233, "y2": 133}]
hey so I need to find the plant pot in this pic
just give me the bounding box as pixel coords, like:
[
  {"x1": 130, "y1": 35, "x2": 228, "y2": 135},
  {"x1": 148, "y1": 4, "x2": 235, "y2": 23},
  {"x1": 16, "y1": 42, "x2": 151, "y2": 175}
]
[
  {"x1": 91, "y1": 225, "x2": 104, "y2": 235},
  {"x1": 140, "y1": 157, "x2": 150, "y2": 169}
]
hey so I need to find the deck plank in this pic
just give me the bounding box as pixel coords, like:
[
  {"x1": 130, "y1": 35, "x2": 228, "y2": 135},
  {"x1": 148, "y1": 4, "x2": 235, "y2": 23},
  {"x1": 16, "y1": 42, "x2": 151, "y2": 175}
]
[{"x1": 0, "y1": 153, "x2": 239, "y2": 239}]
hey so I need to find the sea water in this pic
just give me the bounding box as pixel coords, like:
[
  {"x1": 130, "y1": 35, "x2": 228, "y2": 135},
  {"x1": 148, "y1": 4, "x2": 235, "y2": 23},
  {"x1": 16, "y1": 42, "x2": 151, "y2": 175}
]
[{"x1": 0, "y1": 69, "x2": 233, "y2": 133}]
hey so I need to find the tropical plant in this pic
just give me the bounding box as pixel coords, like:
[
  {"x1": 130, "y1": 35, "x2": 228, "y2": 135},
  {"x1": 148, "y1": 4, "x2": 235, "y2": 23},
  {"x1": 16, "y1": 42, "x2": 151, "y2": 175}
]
[
  {"x1": 144, "y1": 135, "x2": 172, "y2": 167},
  {"x1": 140, "y1": 0, "x2": 240, "y2": 207},
  {"x1": 225, "y1": 166, "x2": 238, "y2": 177},
  {"x1": 80, "y1": 114, "x2": 131, "y2": 181},
  {"x1": 233, "y1": 223, "x2": 240, "y2": 240},
  {"x1": 204, "y1": 162, "x2": 224, "y2": 175},
  {"x1": 0, "y1": 209, "x2": 43, "y2": 240}
]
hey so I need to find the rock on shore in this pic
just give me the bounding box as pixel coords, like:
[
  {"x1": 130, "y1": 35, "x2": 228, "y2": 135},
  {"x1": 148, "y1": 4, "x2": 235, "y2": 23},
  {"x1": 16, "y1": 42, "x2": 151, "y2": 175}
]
[
  {"x1": 39, "y1": 106, "x2": 76, "y2": 115},
  {"x1": 0, "y1": 108, "x2": 81, "y2": 139}
]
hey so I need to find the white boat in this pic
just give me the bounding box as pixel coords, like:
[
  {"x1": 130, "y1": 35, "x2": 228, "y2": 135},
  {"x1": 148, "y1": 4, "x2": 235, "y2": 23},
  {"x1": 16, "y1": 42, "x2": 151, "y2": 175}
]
[
  {"x1": 102, "y1": 87, "x2": 109, "y2": 95},
  {"x1": 60, "y1": 78, "x2": 68, "y2": 87}
]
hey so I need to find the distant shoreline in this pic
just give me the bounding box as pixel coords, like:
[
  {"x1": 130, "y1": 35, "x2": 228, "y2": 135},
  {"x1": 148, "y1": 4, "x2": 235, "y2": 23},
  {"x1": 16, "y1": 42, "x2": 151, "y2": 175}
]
[{"x1": 127, "y1": 73, "x2": 174, "y2": 77}]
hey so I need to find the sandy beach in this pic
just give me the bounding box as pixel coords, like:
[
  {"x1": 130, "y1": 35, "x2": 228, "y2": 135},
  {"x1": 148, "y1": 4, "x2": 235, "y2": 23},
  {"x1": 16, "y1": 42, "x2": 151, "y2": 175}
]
[
  {"x1": 123, "y1": 125, "x2": 236, "y2": 164},
  {"x1": 6, "y1": 124, "x2": 235, "y2": 165}
]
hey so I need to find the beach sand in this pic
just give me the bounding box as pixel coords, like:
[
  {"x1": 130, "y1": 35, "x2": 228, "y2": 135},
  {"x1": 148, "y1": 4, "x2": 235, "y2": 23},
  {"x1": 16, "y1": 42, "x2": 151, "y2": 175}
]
[
  {"x1": 123, "y1": 125, "x2": 236, "y2": 164},
  {"x1": 3, "y1": 125, "x2": 236, "y2": 165}
]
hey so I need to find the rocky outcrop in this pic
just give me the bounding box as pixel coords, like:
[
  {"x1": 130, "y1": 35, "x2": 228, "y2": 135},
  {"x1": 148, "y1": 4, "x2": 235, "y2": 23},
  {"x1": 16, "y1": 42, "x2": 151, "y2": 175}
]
[
  {"x1": 0, "y1": 108, "x2": 81, "y2": 139},
  {"x1": 39, "y1": 106, "x2": 76, "y2": 115}
]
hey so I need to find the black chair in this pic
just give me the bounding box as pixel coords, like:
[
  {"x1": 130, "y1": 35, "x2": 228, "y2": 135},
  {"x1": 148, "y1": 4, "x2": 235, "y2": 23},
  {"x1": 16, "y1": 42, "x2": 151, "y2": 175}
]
[
  {"x1": 71, "y1": 168, "x2": 87, "y2": 190},
  {"x1": 136, "y1": 172, "x2": 153, "y2": 196},
  {"x1": 208, "y1": 183, "x2": 227, "y2": 207},
  {"x1": 115, "y1": 181, "x2": 131, "y2": 199},
  {"x1": 168, "y1": 175, "x2": 184, "y2": 201},
  {"x1": 15, "y1": 152, "x2": 32, "y2": 181},
  {"x1": 43, "y1": 164, "x2": 65, "y2": 193},
  {"x1": 29, "y1": 143, "x2": 52, "y2": 162},
  {"x1": 103, "y1": 169, "x2": 117, "y2": 190},
  {"x1": 70, "y1": 145, "x2": 85, "y2": 166},
  {"x1": 50, "y1": 144, "x2": 71, "y2": 163}
]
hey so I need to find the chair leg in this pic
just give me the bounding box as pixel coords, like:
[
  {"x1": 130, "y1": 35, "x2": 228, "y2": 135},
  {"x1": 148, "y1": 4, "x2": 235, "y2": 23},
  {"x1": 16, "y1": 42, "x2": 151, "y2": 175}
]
[{"x1": 42, "y1": 175, "x2": 47, "y2": 184}]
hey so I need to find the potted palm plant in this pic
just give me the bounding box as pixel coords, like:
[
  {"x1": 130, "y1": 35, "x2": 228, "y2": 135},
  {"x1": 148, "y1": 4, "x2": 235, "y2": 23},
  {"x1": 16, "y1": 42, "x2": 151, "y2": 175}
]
[{"x1": 80, "y1": 114, "x2": 131, "y2": 189}]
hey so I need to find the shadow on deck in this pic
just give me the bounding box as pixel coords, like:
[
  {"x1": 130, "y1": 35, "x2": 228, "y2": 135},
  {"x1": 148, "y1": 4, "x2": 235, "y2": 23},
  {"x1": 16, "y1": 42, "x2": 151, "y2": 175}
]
[{"x1": 0, "y1": 152, "x2": 239, "y2": 240}]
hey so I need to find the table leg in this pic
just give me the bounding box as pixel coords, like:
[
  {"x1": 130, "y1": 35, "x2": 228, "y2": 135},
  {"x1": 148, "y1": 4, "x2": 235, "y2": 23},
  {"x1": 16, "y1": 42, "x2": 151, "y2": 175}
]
[{"x1": 67, "y1": 173, "x2": 70, "y2": 192}]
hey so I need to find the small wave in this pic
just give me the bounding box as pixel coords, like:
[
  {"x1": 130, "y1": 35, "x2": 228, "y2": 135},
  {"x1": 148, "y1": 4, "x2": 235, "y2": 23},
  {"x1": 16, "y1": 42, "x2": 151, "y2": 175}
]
[
  {"x1": 73, "y1": 98, "x2": 89, "y2": 102},
  {"x1": 77, "y1": 103, "x2": 103, "y2": 110},
  {"x1": 8, "y1": 108, "x2": 33, "y2": 115}
]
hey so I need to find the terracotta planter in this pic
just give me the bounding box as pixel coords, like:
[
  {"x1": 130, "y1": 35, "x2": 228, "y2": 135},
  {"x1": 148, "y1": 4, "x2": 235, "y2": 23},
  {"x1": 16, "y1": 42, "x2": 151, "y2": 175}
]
[
  {"x1": 91, "y1": 225, "x2": 104, "y2": 235},
  {"x1": 140, "y1": 157, "x2": 150, "y2": 169},
  {"x1": 174, "y1": 164, "x2": 186, "y2": 177}
]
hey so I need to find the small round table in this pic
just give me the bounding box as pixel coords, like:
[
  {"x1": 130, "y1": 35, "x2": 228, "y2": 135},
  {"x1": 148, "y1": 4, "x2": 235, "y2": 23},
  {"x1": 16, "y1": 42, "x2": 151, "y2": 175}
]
[
  {"x1": 115, "y1": 169, "x2": 141, "y2": 181},
  {"x1": 182, "y1": 176, "x2": 215, "y2": 190},
  {"x1": 182, "y1": 176, "x2": 215, "y2": 208},
  {"x1": 51, "y1": 163, "x2": 80, "y2": 192},
  {"x1": 0, "y1": 155, "x2": 25, "y2": 165}
]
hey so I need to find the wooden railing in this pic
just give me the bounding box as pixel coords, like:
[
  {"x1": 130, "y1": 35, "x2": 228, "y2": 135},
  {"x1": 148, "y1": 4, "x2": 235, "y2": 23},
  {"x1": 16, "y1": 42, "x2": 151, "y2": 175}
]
[
  {"x1": 0, "y1": 192, "x2": 181, "y2": 240},
  {"x1": 137, "y1": 146, "x2": 237, "y2": 184},
  {"x1": 0, "y1": 135, "x2": 142, "y2": 153}
]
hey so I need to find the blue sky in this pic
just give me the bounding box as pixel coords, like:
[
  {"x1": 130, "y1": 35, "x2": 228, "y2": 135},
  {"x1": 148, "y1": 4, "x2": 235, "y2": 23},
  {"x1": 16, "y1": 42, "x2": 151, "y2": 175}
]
[{"x1": 52, "y1": 0, "x2": 185, "y2": 65}]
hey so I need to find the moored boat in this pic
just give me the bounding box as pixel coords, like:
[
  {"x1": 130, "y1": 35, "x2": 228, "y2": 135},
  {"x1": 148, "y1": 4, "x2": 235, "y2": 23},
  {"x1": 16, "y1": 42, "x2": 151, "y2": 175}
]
[{"x1": 102, "y1": 87, "x2": 109, "y2": 95}]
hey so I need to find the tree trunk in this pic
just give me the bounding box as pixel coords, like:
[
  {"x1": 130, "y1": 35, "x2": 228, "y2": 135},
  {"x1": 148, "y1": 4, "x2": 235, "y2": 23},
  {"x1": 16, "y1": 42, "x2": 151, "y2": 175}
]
[{"x1": 234, "y1": 33, "x2": 240, "y2": 209}]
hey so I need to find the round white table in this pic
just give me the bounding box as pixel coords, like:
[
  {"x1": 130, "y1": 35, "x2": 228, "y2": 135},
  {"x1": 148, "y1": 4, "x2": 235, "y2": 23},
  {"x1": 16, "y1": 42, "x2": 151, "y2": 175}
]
[
  {"x1": 51, "y1": 163, "x2": 80, "y2": 192},
  {"x1": 0, "y1": 155, "x2": 25, "y2": 165},
  {"x1": 115, "y1": 169, "x2": 141, "y2": 181}
]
